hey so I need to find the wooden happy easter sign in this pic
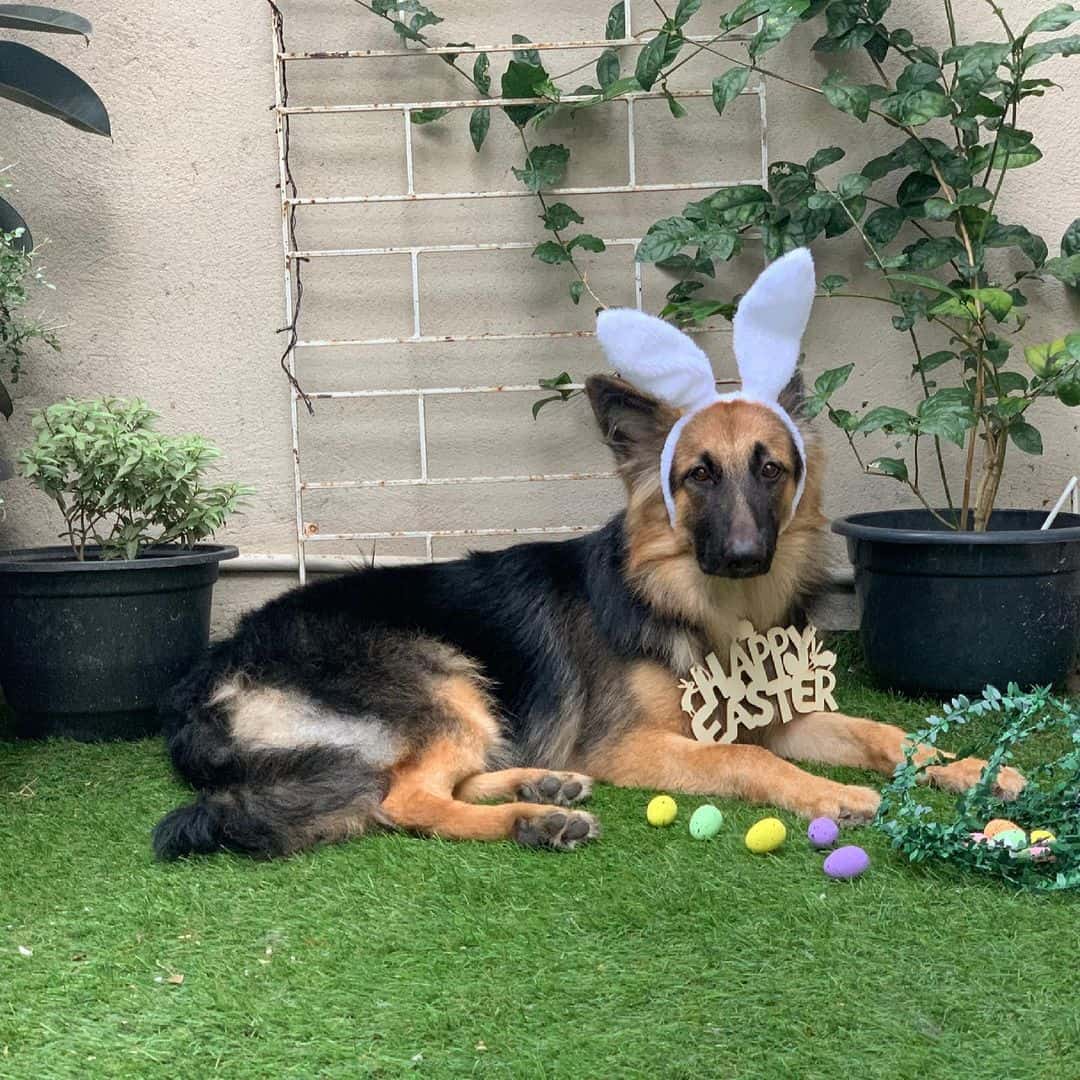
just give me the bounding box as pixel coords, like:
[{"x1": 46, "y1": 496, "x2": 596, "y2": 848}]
[{"x1": 679, "y1": 621, "x2": 838, "y2": 744}]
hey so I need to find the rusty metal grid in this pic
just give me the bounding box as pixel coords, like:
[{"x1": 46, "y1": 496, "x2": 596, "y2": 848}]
[{"x1": 271, "y1": 4, "x2": 769, "y2": 583}]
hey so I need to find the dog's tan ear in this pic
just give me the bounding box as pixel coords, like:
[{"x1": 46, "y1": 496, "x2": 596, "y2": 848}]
[{"x1": 586, "y1": 375, "x2": 677, "y2": 469}]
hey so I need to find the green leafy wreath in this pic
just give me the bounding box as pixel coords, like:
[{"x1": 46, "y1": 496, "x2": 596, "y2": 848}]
[{"x1": 875, "y1": 685, "x2": 1080, "y2": 892}]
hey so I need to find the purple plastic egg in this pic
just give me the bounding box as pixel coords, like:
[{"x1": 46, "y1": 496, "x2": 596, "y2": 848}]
[
  {"x1": 823, "y1": 844, "x2": 871, "y2": 880},
  {"x1": 807, "y1": 817, "x2": 840, "y2": 849}
]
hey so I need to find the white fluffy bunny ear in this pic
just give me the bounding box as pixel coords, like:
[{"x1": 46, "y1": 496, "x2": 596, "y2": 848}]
[
  {"x1": 732, "y1": 248, "x2": 816, "y2": 402},
  {"x1": 595, "y1": 308, "x2": 719, "y2": 413}
]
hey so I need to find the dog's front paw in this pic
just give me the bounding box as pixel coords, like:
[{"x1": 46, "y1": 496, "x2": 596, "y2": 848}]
[
  {"x1": 517, "y1": 772, "x2": 593, "y2": 807},
  {"x1": 513, "y1": 810, "x2": 600, "y2": 851},
  {"x1": 926, "y1": 757, "x2": 1026, "y2": 800},
  {"x1": 807, "y1": 782, "x2": 881, "y2": 826}
]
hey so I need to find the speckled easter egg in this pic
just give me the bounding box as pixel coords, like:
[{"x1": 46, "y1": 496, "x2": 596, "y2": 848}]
[
  {"x1": 1030, "y1": 829, "x2": 1056, "y2": 844},
  {"x1": 968, "y1": 832, "x2": 988, "y2": 844},
  {"x1": 689, "y1": 804, "x2": 724, "y2": 840},
  {"x1": 992, "y1": 828, "x2": 1027, "y2": 850},
  {"x1": 823, "y1": 845, "x2": 870, "y2": 880},
  {"x1": 807, "y1": 817, "x2": 839, "y2": 849},
  {"x1": 984, "y1": 818, "x2": 1020, "y2": 838},
  {"x1": 646, "y1": 795, "x2": 678, "y2": 827},
  {"x1": 745, "y1": 816, "x2": 787, "y2": 853},
  {"x1": 1027, "y1": 844, "x2": 1055, "y2": 862}
]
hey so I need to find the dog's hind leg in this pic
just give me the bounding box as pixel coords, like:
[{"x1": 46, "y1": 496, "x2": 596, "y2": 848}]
[
  {"x1": 762, "y1": 711, "x2": 1026, "y2": 800},
  {"x1": 454, "y1": 769, "x2": 593, "y2": 807},
  {"x1": 381, "y1": 675, "x2": 599, "y2": 850}
]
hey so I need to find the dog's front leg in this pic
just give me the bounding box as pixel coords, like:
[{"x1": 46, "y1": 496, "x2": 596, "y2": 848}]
[
  {"x1": 762, "y1": 711, "x2": 1026, "y2": 800},
  {"x1": 585, "y1": 728, "x2": 881, "y2": 824}
]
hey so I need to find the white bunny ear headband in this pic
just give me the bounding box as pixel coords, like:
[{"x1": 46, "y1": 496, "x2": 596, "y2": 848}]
[{"x1": 595, "y1": 247, "x2": 816, "y2": 527}]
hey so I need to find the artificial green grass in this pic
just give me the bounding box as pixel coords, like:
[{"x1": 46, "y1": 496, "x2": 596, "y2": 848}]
[{"x1": 1, "y1": 642, "x2": 1078, "y2": 1080}]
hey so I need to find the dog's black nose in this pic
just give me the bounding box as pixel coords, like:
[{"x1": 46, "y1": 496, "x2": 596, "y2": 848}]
[{"x1": 720, "y1": 534, "x2": 768, "y2": 577}]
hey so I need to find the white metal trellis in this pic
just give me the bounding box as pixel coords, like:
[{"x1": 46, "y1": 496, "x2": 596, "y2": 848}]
[{"x1": 271, "y1": 3, "x2": 769, "y2": 583}]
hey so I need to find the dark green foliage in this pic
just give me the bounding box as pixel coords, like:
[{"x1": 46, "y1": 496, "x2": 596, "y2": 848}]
[{"x1": 877, "y1": 685, "x2": 1080, "y2": 892}]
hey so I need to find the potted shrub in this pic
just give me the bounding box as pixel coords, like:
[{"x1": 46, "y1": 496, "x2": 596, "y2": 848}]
[{"x1": 0, "y1": 398, "x2": 246, "y2": 740}]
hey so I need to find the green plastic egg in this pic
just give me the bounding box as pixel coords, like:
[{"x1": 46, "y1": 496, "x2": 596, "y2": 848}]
[
  {"x1": 993, "y1": 827, "x2": 1027, "y2": 850},
  {"x1": 689, "y1": 804, "x2": 724, "y2": 840}
]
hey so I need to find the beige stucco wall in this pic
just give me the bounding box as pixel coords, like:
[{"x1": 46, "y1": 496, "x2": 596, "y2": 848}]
[{"x1": 2, "y1": 0, "x2": 1078, "y2": 633}]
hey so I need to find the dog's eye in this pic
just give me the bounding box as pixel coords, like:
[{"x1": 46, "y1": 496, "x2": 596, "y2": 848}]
[
  {"x1": 688, "y1": 464, "x2": 710, "y2": 483},
  {"x1": 761, "y1": 461, "x2": 783, "y2": 481}
]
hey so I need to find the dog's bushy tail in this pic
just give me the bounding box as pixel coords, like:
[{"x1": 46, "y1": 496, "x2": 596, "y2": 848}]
[{"x1": 153, "y1": 751, "x2": 390, "y2": 860}]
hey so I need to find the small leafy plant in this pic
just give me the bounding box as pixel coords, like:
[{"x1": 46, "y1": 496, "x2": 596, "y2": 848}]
[
  {"x1": 18, "y1": 398, "x2": 250, "y2": 561},
  {"x1": 354, "y1": 0, "x2": 1080, "y2": 530},
  {"x1": 0, "y1": 224, "x2": 59, "y2": 421}
]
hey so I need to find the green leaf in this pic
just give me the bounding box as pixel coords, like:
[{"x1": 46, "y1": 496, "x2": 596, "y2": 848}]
[
  {"x1": 501, "y1": 60, "x2": 556, "y2": 126},
  {"x1": 469, "y1": 107, "x2": 490, "y2": 151},
  {"x1": 879, "y1": 88, "x2": 951, "y2": 126},
  {"x1": 0, "y1": 40, "x2": 109, "y2": 135},
  {"x1": 1025, "y1": 337, "x2": 1070, "y2": 377},
  {"x1": 596, "y1": 47, "x2": 620, "y2": 90},
  {"x1": 533, "y1": 241, "x2": 570, "y2": 264},
  {"x1": 635, "y1": 32, "x2": 672, "y2": 91},
  {"x1": 1023, "y1": 33, "x2": 1080, "y2": 65},
  {"x1": 1025, "y1": 4, "x2": 1080, "y2": 33},
  {"x1": 473, "y1": 51, "x2": 491, "y2": 93},
  {"x1": 635, "y1": 216, "x2": 696, "y2": 263},
  {"x1": 0, "y1": 5, "x2": 91, "y2": 35},
  {"x1": 694, "y1": 226, "x2": 738, "y2": 261},
  {"x1": 943, "y1": 42, "x2": 1010, "y2": 90},
  {"x1": 665, "y1": 90, "x2": 687, "y2": 118},
  {"x1": 904, "y1": 236, "x2": 964, "y2": 270},
  {"x1": 1008, "y1": 421, "x2": 1043, "y2": 455},
  {"x1": 410, "y1": 108, "x2": 449, "y2": 124},
  {"x1": 864, "y1": 205, "x2": 906, "y2": 245},
  {"x1": 922, "y1": 198, "x2": 956, "y2": 221},
  {"x1": 814, "y1": 363, "x2": 855, "y2": 396},
  {"x1": 1061, "y1": 218, "x2": 1080, "y2": 257},
  {"x1": 820, "y1": 273, "x2": 848, "y2": 294},
  {"x1": 1043, "y1": 254, "x2": 1080, "y2": 286},
  {"x1": 569, "y1": 280, "x2": 585, "y2": 305},
  {"x1": 806, "y1": 146, "x2": 845, "y2": 173},
  {"x1": 673, "y1": 0, "x2": 702, "y2": 26},
  {"x1": 984, "y1": 223, "x2": 1048, "y2": 267},
  {"x1": 605, "y1": 1, "x2": 626, "y2": 39},
  {"x1": 991, "y1": 142, "x2": 1043, "y2": 170},
  {"x1": 712, "y1": 66, "x2": 750, "y2": 116},
  {"x1": 885, "y1": 271, "x2": 958, "y2": 295},
  {"x1": 896, "y1": 62, "x2": 943, "y2": 92},
  {"x1": 601, "y1": 76, "x2": 642, "y2": 100},
  {"x1": 897, "y1": 171, "x2": 940, "y2": 207},
  {"x1": 542, "y1": 202, "x2": 584, "y2": 231},
  {"x1": 512, "y1": 144, "x2": 570, "y2": 191},
  {"x1": 855, "y1": 406, "x2": 913, "y2": 434},
  {"x1": 917, "y1": 388, "x2": 976, "y2": 447},
  {"x1": 836, "y1": 172, "x2": 870, "y2": 199},
  {"x1": 749, "y1": 0, "x2": 811, "y2": 58},
  {"x1": 961, "y1": 287, "x2": 1014, "y2": 321},
  {"x1": 916, "y1": 350, "x2": 956, "y2": 373},
  {"x1": 512, "y1": 34, "x2": 541, "y2": 65},
  {"x1": 821, "y1": 70, "x2": 870, "y2": 122},
  {"x1": 868, "y1": 457, "x2": 909, "y2": 481},
  {"x1": 567, "y1": 233, "x2": 605, "y2": 253}
]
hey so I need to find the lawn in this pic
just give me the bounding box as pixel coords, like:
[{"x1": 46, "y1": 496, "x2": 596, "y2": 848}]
[{"x1": 1, "y1": 638, "x2": 1077, "y2": 1080}]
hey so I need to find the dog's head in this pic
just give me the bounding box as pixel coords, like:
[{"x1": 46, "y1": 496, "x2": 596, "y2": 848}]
[{"x1": 587, "y1": 374, "x2": 806, "y2": 578}]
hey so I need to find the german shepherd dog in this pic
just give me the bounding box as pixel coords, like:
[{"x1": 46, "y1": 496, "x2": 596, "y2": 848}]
[{"x1": 154, "y1": 375, "x2": 1024, "y2": 859}]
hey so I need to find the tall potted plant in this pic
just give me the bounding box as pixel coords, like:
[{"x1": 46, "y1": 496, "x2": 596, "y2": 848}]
[
  {"x1": 0, "y1": 398, "x2": 247, "y2": 740},
  {"x1": 353, "y1": 0, "x2": 1080, "y2": 693}
]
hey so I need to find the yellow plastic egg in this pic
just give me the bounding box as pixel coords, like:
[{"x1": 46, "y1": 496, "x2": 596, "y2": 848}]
[
  {"x1": 646, "y1": 795, "x2": 678, "y2": 827},
  {"x1": 745, "y1": 816, "x2": 787, "y2": 854},
  {"x1": 1030, "y1": 829, "x2": 1056, "y2": 844}
]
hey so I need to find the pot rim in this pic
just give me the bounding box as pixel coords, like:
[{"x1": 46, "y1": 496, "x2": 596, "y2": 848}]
[
  {"x1": 0, "y1": 543, "x2": 239, "y2": 572},
  {"x1": 832, "y1": 508, "x2": 1080, "y2": 546}
]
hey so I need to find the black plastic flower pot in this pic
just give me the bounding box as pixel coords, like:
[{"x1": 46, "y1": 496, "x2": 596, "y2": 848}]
[
  {"x1": 832, "y1": 509, "x2": 1080, "y2": 695},
  {"x1": 0, "y1": 544, "x2": 237, "y2": 741}
]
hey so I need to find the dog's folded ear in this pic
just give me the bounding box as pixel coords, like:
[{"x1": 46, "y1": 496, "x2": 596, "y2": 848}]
[
  {"x1": 777, "y1": 369, "x2": 805, "y2": 419},
  {"x1": 586, "y1": 375, "x2": 677, "y2": 469}
]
